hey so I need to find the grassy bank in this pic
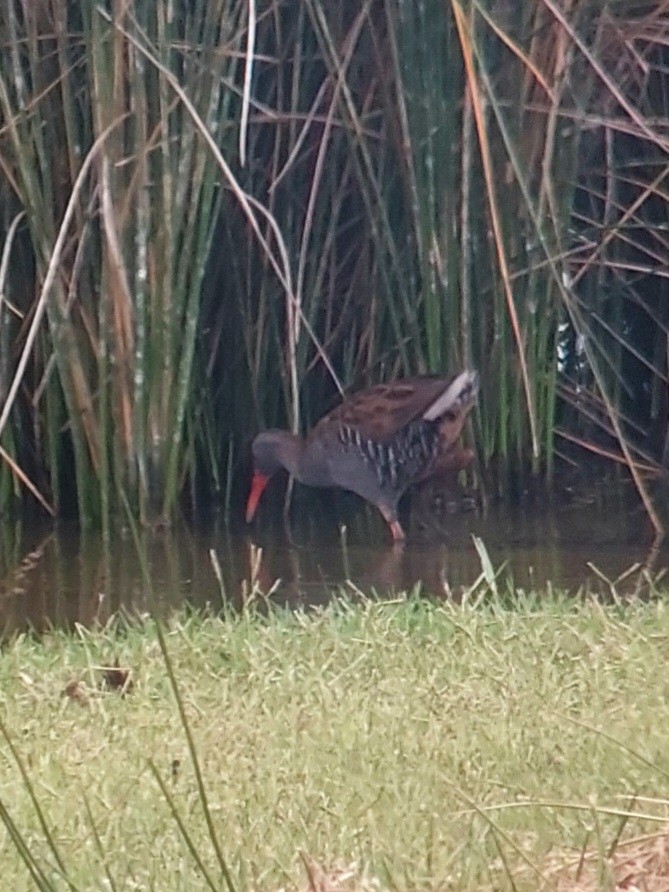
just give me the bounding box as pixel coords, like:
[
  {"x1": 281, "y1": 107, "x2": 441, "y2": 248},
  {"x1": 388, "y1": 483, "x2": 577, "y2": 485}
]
[{"x1": 1, "y1": 595, "x2": 669, "y2": 889}]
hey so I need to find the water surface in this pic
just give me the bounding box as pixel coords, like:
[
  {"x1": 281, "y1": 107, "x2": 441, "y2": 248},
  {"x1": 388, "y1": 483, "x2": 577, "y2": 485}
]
[{"x1": 0, "y1": 485, "x2": 665, "y2": 634}]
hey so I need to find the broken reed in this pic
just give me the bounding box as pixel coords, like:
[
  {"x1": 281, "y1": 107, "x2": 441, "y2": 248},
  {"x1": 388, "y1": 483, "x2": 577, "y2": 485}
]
[{"x1": 0, "y1": 1, "x2": 667, "y2": 524}]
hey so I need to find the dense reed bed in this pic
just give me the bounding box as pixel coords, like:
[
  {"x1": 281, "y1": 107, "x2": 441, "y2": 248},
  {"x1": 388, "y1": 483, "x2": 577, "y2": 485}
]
[{"x1": 0, "y1": 1, "x2": 667, "y2": 525}]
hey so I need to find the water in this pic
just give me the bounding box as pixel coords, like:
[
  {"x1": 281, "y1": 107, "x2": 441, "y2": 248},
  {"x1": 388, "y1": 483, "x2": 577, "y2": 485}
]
[{"x1": 0, "y1": 483, "x2": 665, "y2": 634}]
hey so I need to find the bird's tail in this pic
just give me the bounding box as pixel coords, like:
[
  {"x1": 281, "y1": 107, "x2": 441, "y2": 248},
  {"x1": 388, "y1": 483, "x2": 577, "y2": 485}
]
[{"x1": 423, "y1": 370, "x2": 479, "y2": 422}]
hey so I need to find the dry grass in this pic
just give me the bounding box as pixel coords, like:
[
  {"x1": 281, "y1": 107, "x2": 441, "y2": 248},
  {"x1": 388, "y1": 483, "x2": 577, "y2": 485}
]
[
  {"x1": 280, "y1": 837, "x2": 669, "y2": 892},
  {"x1": 543, "y1": 827, "x2": 669, "y2": 891}
]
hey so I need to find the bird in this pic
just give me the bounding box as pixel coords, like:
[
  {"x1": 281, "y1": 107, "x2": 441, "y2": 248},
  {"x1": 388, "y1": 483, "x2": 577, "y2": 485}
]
[{"x1": 246, "y1": 370, "x2": 479, "y2": 542}]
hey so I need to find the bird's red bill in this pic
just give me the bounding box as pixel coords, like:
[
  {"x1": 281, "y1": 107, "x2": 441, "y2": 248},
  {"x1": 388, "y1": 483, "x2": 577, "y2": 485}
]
[{"x1": 245, "y1": 471, "x2": 270, "y2": 522}]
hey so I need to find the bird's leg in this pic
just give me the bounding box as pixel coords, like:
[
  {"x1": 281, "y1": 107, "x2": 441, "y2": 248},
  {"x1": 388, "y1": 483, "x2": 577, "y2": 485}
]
[{"x1": 378, "y1": 504, "x2": 406, "y2": 543}]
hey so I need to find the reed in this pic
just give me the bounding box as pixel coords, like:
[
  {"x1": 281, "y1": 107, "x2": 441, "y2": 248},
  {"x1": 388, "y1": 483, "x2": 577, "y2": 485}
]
[
  {"x1": 0, "y1": 1, "x2": 248, "y2": 525},
  {"x1": 0, "y1": 1, "x2": 667, "y2": 523}
]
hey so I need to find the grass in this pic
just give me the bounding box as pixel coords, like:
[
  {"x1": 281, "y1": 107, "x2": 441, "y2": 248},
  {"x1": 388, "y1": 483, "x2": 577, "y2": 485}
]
[{"x1": 1, "y1": 593, "x2": 669, "y2": 889}]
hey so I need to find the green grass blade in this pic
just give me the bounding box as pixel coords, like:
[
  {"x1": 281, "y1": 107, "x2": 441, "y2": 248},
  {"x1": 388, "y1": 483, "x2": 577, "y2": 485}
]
[
  {"x1": 148, "y1": 761, "x2": 223, "y2": 892},
  {"x1": 0, "y1": 715, "x2": 72, "y2": 884}
]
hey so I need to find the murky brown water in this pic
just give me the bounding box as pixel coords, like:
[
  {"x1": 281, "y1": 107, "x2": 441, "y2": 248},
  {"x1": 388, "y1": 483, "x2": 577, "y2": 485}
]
[{"x1": 0, "y1": 484, "x2": 665, "y2": 634}]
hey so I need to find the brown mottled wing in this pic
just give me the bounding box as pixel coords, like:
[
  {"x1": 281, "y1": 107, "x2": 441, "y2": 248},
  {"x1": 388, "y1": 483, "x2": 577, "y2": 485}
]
[{"x1": 309, "y1": 375, "x2": 461, "y2": 445}]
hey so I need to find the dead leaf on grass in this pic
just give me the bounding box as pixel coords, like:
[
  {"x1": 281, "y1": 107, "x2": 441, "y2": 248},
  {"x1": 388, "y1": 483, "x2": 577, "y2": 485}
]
[
  {"x1": 296, "y1": 855, "x2": 381, "y2": 892},
  {"x1": 62, "y1": 679, "x2": 90, "y2": 707},
  {"x1": 100, "y1": 659, "x2": 134, "y2": 695}
]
